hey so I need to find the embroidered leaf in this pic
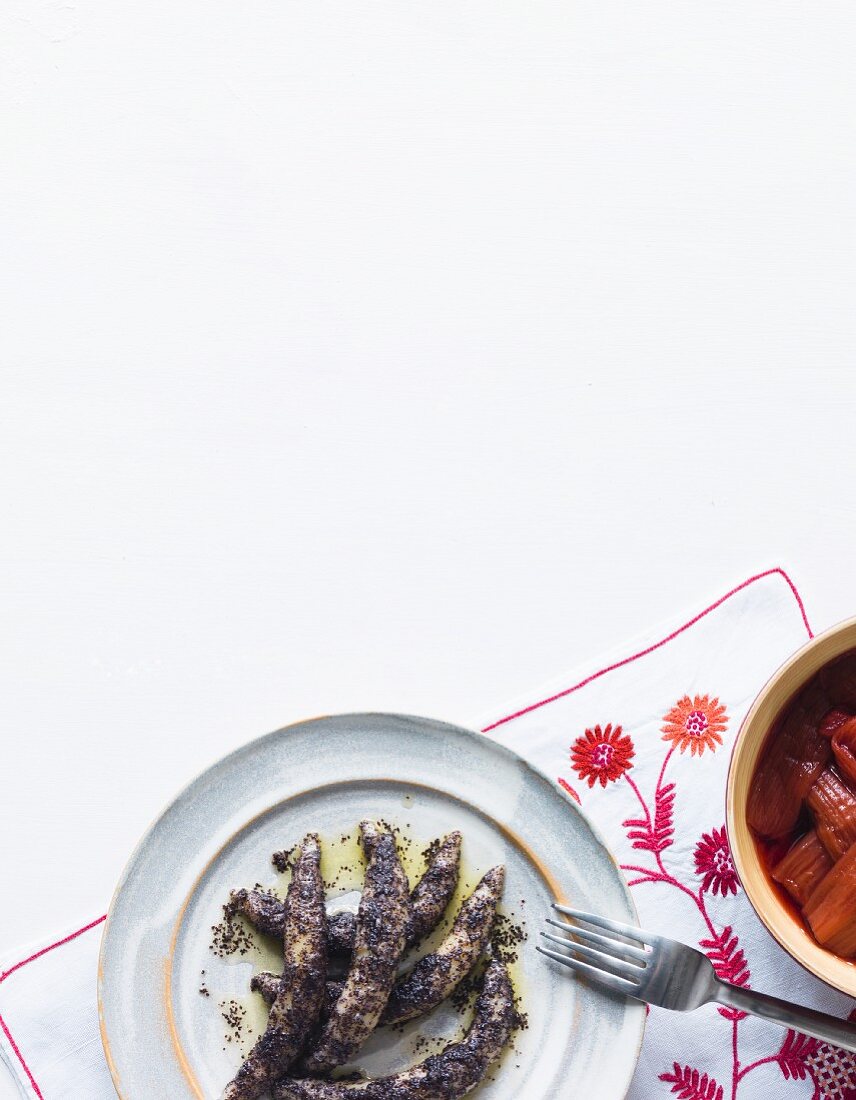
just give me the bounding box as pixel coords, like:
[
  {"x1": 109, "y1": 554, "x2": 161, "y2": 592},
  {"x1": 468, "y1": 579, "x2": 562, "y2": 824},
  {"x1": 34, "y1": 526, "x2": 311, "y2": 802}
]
[
  {"x1": 699, "y1": 925, "x2": 750, "y2": 987},
  {"x1": 622, "y1": 782, "x2": 675, "y2": 852},
  {"x1": 775, "y1": 1029, "x2": 819, "y2": 1081},
  {"x1": 659, "y1": 1062, "x2": 724, "y2": 1100},
  {"x1": 693, "y1": 826, "x2": 739, "y2": 897},
  {"x1": 654, "y1": 782, "x2": 676, "y2": 850}
]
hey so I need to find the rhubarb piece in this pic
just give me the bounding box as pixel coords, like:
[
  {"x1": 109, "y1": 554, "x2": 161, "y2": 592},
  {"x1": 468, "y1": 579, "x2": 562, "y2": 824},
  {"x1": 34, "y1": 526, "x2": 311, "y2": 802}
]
[
  {"x1": 807, "y1": 768, "x2": 856, "y2": 860},
  {"x1": 771, "y1": 830, "x2": 834, "y2": 906},
  {"x1": 832, "y1": 717, "x2": 856, "y2": 787},
  {"x1": 805, "y1": 841, "x2": 856, "y2": 956},
  {"x1": 820, "y1": 653, "x2": 856, "y2": 712},
  {"x1": 747, "y1": 683, "x2": 831, "y2": 837},
  {"x1": 820, "y1": 709, "x2": 852, "y2": 739}
]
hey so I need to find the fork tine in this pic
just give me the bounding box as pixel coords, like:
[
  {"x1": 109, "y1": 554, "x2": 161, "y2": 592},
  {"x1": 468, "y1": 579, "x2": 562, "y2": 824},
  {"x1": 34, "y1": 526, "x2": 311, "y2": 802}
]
[
  {"x1": 540, "y1": 932, "x2": 643, "y2": 980},
  {"x1": 536, "y1": 946, "x2": 641, "y2": 997},
  {"x1": 552, "y1": 904, "x2": 655, "y2": 946},
  {"x1": 545, "y1": 918, "x2": 648, "y2": 965}
]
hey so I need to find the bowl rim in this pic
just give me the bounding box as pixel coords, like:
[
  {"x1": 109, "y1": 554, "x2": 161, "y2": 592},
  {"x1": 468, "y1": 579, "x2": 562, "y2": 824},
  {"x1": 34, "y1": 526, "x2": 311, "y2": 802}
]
[{"x1": 726, "y1": 615, "x2": 856, "y2": 995}]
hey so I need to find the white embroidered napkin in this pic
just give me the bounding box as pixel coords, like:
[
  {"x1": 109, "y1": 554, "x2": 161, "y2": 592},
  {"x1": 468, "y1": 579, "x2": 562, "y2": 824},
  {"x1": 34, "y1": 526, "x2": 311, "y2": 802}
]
[
  {"x1": 478, "y1": 568, "x2": 856, "y2": 1100},
  {"x1": 0, "y1": 918, "x2": 111, "y2": 1099},
  {"x1": 2, "y1": 568, "x2": 850, "y2": 1100}
]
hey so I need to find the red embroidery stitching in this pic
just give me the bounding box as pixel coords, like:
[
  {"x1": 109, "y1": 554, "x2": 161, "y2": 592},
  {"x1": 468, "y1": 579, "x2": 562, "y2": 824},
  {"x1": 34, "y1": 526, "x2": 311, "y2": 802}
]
[
  {"x1": 738, "y1": 1014, "x2": 856, "y2": 1098},
  {"x1": 0, "y1": 916, "x2": 106, "y2": 1097},
  {"x1": 557, "y1": 776, "x2": 581, "y2": 804},
  {"x1": 481, "y1": 571, "x2": 819, "y2": 1099},
  {"x1": 481, "y1": 568, "x2": 813, "y2": 733},
  {"x1": 570, "y1": 723, "x2": 635, "y2": 788},
  {"x1": 660, "y1": 1062, "x2": 725, "y2": 1100},
  {"x1": 700, "y1": 925, "x2": 749, "y2": 986},
  {"x1": 775, "y1": 1029, "x2": 820, "y2": 1082},
  {"x1": 623, "y1": 777, "x2": 675, "y2": 853},
  {"x1": 694, "y1": 828, "x2": 739, "y2": 897},
  {"x1": 0, "y1": 1013, "x2": 44, "y2": 1099},
  {"x1": 699, "y1": 925, "x2": 750, "y2": 1021},
  {"x1": 558, "y1": 682, "x2": 853, "y2": 1095},
  {"x1": 0, "y1": 916, "x2": 106, "y2": 986},
  {"x1": 662, "y1": 695, "x2": 728, "y2": 757}
]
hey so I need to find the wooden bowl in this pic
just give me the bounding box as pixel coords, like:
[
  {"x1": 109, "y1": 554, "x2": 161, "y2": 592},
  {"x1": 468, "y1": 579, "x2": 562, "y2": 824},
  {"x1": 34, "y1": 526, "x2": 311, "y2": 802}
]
[{"x1": 727, "y1": 616, "x2": 856, "y2": 995}]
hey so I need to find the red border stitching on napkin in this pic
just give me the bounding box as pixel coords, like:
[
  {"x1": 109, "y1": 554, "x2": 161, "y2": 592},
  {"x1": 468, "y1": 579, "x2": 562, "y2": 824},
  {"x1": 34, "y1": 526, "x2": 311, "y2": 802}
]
[
  {"x1": 481, "y1": 567, "x2": 813, "y2": 733},
  {"x1": 0, "y1": 915, "x2": 106, "y2": 1098},
  {"x1": 0, "y1": 1015, "x2": 43, "y2": 1099}
]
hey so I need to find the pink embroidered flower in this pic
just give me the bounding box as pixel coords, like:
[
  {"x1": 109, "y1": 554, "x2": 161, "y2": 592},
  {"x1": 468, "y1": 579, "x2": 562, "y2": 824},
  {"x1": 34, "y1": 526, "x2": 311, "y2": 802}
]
[
  {"x1": 661, "y1": 694, "x2": 728, "y2": 756},
  {"x1": 570, "y1": 724, "x2": 635, "y2": 788},
  {"x1": 694, "y1": 827, "x2": 739, "y2": 896}
]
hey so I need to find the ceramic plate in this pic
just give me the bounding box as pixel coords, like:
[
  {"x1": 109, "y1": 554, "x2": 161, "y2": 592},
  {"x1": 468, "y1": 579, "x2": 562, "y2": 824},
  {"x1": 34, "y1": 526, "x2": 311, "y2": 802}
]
[{"x1": 98, "y1": 713, "x2": 644, "y2": 1098}]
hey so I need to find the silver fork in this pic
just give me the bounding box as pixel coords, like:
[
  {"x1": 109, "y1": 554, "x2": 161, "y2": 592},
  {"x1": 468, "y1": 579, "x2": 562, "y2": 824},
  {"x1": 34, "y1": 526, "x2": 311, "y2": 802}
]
[{"x1": 539, "y1": 903, "x2": 856, "y2": 1052}]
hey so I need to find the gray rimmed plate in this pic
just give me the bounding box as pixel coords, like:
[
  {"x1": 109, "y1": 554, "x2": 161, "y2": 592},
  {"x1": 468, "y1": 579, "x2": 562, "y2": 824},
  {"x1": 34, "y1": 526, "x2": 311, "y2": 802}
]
[{"x1": 98, "y1": 713, "x2": 644, "y2": 1098}]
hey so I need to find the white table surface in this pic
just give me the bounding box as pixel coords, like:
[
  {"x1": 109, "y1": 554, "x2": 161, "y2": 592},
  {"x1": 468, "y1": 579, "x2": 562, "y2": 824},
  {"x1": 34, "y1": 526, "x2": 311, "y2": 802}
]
[{"x1": 3, "y1": 3, "x2": 856, "y2": 1095}]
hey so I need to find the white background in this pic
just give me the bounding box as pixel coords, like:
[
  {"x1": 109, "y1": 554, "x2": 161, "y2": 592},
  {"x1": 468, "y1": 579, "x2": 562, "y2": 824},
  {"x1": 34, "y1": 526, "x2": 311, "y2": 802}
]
[{"x1": 3, "y1": 4, "x2": 856, "y2": 1093}]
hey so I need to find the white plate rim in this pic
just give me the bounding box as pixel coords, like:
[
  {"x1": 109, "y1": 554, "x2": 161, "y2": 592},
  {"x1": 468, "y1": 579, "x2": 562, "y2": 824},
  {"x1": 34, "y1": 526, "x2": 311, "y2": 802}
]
[{"x1": 98, "y1": 712, "x2": 646, "y2": 1098}]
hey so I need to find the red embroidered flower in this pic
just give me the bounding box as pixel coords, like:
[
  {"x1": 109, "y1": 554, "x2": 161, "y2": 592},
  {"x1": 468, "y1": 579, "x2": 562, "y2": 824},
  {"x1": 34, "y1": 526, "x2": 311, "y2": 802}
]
[
  {"x1": 694, "y1": 827, "x2": 739, "y2": 896},
  {"x1": 661, "y1": 694, "x2": 728, "y2": 756},
  {"x1": 570, "y1": 724, "x2": 634, "y2": 788}
]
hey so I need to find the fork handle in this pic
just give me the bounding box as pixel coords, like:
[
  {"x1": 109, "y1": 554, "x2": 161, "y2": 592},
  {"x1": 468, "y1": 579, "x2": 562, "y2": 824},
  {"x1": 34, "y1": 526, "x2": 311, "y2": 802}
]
[{"x1": 713, "y1": 980, "x2": 856, "y2": 1052}]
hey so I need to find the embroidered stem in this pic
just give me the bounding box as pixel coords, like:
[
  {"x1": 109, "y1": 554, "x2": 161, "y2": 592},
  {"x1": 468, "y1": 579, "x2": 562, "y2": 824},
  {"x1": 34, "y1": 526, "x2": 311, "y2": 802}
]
[
  {"x1": 656, "y1": 745, "x2": 675, "y2": 799},
  {"x1": 625, "y1": 772, "x2": 652, "y2": 827},
  {"x1": 620, "y1": 735, "x2": 751, "y2": 1095},
  {"x1": 735, "y1": 1055, "x2": 779, "y2": 1083},
  {"x1": 619, "y1": 869, "x2": 719, "y2": 940}
]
